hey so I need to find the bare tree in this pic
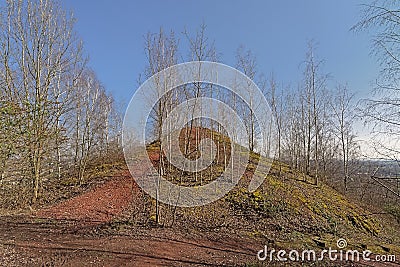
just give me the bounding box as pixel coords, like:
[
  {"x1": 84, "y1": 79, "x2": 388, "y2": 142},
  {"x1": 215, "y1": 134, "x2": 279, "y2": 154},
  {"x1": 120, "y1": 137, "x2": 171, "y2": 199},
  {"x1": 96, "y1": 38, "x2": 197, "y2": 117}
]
[
  {"x1": 266, "y1": 74, "x2": 285, "y2": 173},
  {"x1": 71, "y1": 70, "x2": 112, "y2": 184},
  {"x1": 235, "y1": 45, "x2": 258, "y2": 153},
  {"x1": 0, "y1": 0, "x2": 85, "y2": 203},
  {"x1": 143, "y1": 28, "x2": 178, "y2": 224},
  {"x1": 331, "y1": 84, "x2": 358, "y2": 191},
  {"x1": 351, "y1": 1, "x2": 400, "y2": 207},
  {"x1": 301, "y1": 42, "x2": 327, "y2": 185},
  {"x1": 183, "y1": 23, "x2": 218, "y2": 184},
  {"x1": 352, "y1": 0, "x2": 400, "y2": 160}
]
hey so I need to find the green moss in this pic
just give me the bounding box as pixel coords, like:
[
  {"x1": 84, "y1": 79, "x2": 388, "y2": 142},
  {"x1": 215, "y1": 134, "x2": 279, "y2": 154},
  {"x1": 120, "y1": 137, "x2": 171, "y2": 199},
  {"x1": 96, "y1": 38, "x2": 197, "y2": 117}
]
[
  {"x1": 61, "y1": 177, "x2": 78, "y2": 186},
  {"x1": 346, "y1": 213, "x2": 380, "y2": 235},
  {"x1": 226, "y1": 188, "x2": 289, "y2": 218}
]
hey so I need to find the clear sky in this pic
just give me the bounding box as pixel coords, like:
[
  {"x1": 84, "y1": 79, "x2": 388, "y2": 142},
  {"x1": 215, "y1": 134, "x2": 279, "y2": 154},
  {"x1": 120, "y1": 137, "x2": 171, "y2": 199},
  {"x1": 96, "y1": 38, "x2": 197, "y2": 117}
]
[
  {"x1": 61, "y1": 0, "x2": 379, "y2": 104},
  {"x1": 60, "y1": 0, "x2": 387, "y2": 157}
]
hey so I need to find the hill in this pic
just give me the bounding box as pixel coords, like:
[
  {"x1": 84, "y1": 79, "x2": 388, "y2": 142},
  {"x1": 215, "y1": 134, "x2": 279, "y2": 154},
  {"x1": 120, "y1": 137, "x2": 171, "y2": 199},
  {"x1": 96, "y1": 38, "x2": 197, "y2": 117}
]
[{"x1": 1, "y1": 127, "x2": 399, "y2": 266}]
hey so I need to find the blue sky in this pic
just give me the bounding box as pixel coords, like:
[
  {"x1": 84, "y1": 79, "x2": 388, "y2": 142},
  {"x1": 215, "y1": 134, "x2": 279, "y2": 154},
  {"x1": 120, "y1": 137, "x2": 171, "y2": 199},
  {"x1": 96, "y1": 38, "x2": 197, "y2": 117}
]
[{"x1": 61, "y1": 0, "x2": 379, "y2": 105}]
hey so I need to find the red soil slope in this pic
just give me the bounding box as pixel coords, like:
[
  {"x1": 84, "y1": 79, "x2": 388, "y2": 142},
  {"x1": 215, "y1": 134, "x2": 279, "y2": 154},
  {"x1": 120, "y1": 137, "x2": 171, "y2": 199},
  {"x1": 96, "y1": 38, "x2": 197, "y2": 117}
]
[{"x1": 36, "y1": 171, "x2": 134, "y2": 224}]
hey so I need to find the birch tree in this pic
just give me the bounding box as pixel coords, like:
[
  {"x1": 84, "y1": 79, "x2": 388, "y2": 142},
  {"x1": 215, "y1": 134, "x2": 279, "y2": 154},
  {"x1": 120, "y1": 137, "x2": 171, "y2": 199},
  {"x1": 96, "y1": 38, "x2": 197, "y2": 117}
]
[
  {"x1": 236, "y1": 45, "x2": 258, "y2": 153},
  {"x1": 352, "y1": 1, "x2": 400, "y2": 161},
  {"x1": 331, "y1": 84, "x2": 358, "y2": 191},
  {"x1": 143, "y1": 28, "x2": 178, "y2": 224},
  {"x1": 0, "y1": 0, "x2": 85, "y2": 203},
  {"x1": 301, "y1": 42, "x2": 327, "y2": 185}
]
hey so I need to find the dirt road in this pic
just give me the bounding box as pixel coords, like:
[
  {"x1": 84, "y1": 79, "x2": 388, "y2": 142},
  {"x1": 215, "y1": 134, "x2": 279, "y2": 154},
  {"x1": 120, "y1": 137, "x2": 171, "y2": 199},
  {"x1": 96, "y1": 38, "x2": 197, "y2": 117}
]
[
  {"x1": 0, "y1": 215, "x2": 259, "y2": 266},
  {"x1": 0, "y1": 171, "x2": 397, "y2": 266}
]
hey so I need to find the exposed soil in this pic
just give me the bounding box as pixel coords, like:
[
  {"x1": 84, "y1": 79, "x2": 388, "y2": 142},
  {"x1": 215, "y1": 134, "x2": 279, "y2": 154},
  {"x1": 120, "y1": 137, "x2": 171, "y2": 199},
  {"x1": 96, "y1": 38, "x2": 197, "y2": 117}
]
[
  {"x1": 36, "y1": 171, "x2": 135, "y2": 225},
  {"x1": 1, "y1": 168, "x2": 262, "y2": 266},
  {"x1": 0, "y1": 166, "x2": 397, "y2": 266},
  {"x1": 0, "y1": 215, "x2": 396, "y2": 267},
  {"x1": 0, "y1": 215, "x2": 261, "y2": 266}
]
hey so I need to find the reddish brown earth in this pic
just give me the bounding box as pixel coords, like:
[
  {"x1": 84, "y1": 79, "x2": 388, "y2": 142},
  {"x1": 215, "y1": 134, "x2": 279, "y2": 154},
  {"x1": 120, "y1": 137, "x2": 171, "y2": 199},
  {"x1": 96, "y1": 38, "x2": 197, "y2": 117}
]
[
  {"x1": 36, "y1": 171, "x2": 135, "y2": 225},
  {"x1": 0, "y1": 217, "x2": 260, "y2": 266},
  {"x1": 0, "y1": 169, "x2": 261, "y2": 266},
  {"x1": 0, "y1": 167, "x2": 397, "y2": 266},
  {"x1": 0, "y1": 214, "x2": 395, "y2": 266}
]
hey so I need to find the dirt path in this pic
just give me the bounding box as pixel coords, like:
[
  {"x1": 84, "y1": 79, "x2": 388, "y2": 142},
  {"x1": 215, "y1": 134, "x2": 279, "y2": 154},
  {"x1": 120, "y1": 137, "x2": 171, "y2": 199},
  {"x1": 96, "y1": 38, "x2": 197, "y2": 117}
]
[
  {"x1": 36, "y1": 171, "x2": 135, "y2": 225},
  {"x1": 19, "y1": 170, "x2": 261, "y2": 266},
  {"x1": 0, "y1": 216, "x2": 397, "y2": 267},
  {"x1": 1, "y1": 170, "x2": 397, "y2": 266},
  {"x1": 0, "y1": 216, "x2": 260, "y2": 266}
]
